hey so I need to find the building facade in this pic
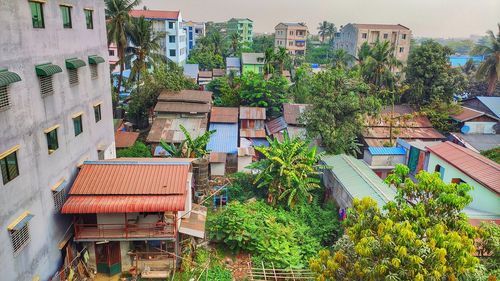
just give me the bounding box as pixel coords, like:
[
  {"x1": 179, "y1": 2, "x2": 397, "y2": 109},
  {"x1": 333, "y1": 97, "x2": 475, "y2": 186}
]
[
  {"x1": 227, "y1": 18, "x2": 253, "y2": 44},
  {"x1": 0, "y1": 1, "x2": 116, "y2": 280},
  {"x1": 241, "y1": 53, "x2": 265, "y2": 74},
  {"x1": 183, "y1": 21, "x2": 206, "y2": 56},
  {"x1": 274, "y1": 23, "x2": 308, "y2": 55},
  {"x1": 130, "y1": 10, "x2": 187, "y2": 65},
  {"x1": 334, "y1": 23, "x2": 412, "y2": 63}
]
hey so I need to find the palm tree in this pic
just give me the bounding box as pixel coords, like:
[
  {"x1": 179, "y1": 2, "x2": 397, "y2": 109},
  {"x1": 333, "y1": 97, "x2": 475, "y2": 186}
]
[
  {"x1": 474, "y1": 24, "x2": 500, "y2": 95},
  {"x1": 230, "y1": 32, "x2": 240, "y2": 55},
  {"x1": 209, "y1": 31, "x2": 224, "y2": 56},
  {"x1": 326, "y1": 22, "x2": 337, "y2": 43},
  {"x1": 106, "y1": 0, "x2": 141, "y2": 94},
  {"x1": 317, "y1": 21, "x2": 330, "y2": 43},
  {"x1": 356, "y1": 42, "x2": 372, "y2": 64},
  {"x1": 249, "y1": 131, "x2": 326, "y2": 208},
  {"x1": 361, "y1": 40, "x2": 403, "y2": 90},
  {"x1": 125, "y1": 16, "x2": 166, "y2": 84},
  {"x1": 274, "y1": 47, "x2": 290, "y2": 73},
  {"x1": 264, "y1": 47, "x2": 275, "y2": 75},
  {"x1": 331, "y1": 49, "x2": 354, "y2": 69},
  {"x1": 159, "y1": 125, "x2": 215, "y2": 158}
]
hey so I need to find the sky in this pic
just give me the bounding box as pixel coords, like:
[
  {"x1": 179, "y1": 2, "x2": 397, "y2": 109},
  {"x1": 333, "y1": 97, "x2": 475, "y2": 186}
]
[{"x1": 141, "y1": 0, "x2": 500, "y2": 38}]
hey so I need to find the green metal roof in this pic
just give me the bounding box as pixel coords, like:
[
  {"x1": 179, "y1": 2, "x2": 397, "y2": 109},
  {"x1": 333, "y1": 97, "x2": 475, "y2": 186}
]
[
  {"x1": 0, "y1": 69, "x2": 21, "y2": 87},
  {"x1": 35, "y1": 63, "x2": 63, "y2": 77},
  {"x1": 321, "y1": 154, "x2": 397, "y2": 208},
  {"x1": 65, "y1": 58, "x2": 86, "y2": 69},
  {"x1": 88, "y1": 55, "x2": 105, "y2": 65}
]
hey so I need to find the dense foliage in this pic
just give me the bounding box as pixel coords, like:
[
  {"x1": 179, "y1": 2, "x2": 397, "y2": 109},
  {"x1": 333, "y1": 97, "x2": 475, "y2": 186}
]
[
  {"x1": 249, "y1": 132, "x2": 325, "y2": 208},
  {"x1": 480, "y1": 146, "x2": 500, "y2": 164},
  {"x1": 116, "y1": 141, "x2": 152, "y2": 158},
  {"x1": 302, "y1": 68, "x2": 380, "y2": 155},
  {"x1": 174, "y1": 248, "x2": 232, "y2": 281},
  {"x1": 208, "y1": 200, "x2": 341, "y2": 268},
  {"x1": 187, "y1": 48, "x2": 224, "y2": 70},
  {"x1": 473, "y1": 24, "x2": 500, "y2": 95},
  {"x1": 476, "y1": 222, "x2": 500, "y2": 278},
  {"x1": 252, "y1": 35, "x2": 275, "y2": 53},
  {"x1": 311, "y1": 165, "x2": 483, "y2": 280}
]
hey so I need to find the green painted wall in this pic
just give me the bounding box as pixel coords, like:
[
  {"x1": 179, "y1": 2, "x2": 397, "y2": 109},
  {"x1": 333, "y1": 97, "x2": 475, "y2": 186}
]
[
  {"x1": 242, "y1": 64, "x2": 263, "y2": 74},
  {"x1": 427, "y1": 154, "x2": 500, "y2": 216},
  {"x1": 227, "y1": 18, "x2": 253, "y2": 43}
]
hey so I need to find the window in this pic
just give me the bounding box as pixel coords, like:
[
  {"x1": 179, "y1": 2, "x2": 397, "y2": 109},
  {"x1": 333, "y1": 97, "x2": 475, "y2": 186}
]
[
  {"x1": 10, "y1": 221, "x2": 31, "y2": 255},
  {"x1": 97, "y1": 150, "x2": 105, "y2": 160},
  {"x1": 52, "y1": 180, "x2": 67, "y2": 211},
  {"x1": 109, "y1": 50, "x2": 115, "y2": 56},
  {"x1": 383, "y1": 33, "x2": 388, "y2": 39},
  {"x1": 29, "y1": 1, "x2": 44, "y2": 28},
  {"x1": 169, "y1": 49, "x2": 176, "y2": 56},
  {"x1": 68, "y1": 69, "x2": 78, "y2": 86},
  {"x1": 362, "y1": 33, "x2": 367, "y2": 39},
  {"x1": 169, "y1": 35, "x2": 176, "y2": 43},
  {"x1": 90, "y1": 65, "x2": 98, "y2": 79},
  {"x1": 289, "y1": 31, "x2": 294, "y2": 36},
  {"x1": 46, "y1": 128, "x2": 59, "y2": 154},
  {"x1": 1, "y1": 149, "x2": 19, "y2": 185},
  {"x1": 168, "y1": 22, "x2": 174, "y2": 29},
  {"x1": 60, "y1": 5, "x2": 72, "y2": 28},
  {"x1": 94, "y1": 104, "x2": 102, "y2": 122},
  {"x1": 434, "y1": 165, "x2": 445, "y2": 179},
  {"x1": 73, "y1": 115, "x2": 83, "y2": 136},
  {"x1": 0, "y1": 86, "x2": 10, "y2": 111},
  {"x1": 402, "y1": 34, "x2": 407, "y2": 40},
  {"x1": 399, "y1": 47, "x2": 404, "y2": 53},
  {"x1": 84, "y1": 9, "x2": 93, "y2": 29},
  {"x1": 39, "y1": 76, "x2": 54, "y2": 97},
  {"x1": 289, "y1": 41, "x2": 293, "y2": 46}
]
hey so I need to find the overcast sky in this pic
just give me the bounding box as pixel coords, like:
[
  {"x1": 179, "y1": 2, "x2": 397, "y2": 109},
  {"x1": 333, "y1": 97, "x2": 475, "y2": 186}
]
[{"x1": 141, "y1": 0, "x2": 499, "y2": 38}]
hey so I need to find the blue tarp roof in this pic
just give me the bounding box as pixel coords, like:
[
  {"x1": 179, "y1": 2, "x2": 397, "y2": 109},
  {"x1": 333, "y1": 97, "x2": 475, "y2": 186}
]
[
  {"x1": 477, "y1": 96, "x2": 500, "y2": 118},
  {"x1": 207, "y1": 123, "x2": 238, "y2": 153},
  {"x1": 226, "y1": 57, "x2": 241, "y2": 68},
  {"x1": 368, "y1": 147, "x2": 406, "y2": 155},
  {"x1": 154, "y1": 145, "x2": 172, "y2": 157}
]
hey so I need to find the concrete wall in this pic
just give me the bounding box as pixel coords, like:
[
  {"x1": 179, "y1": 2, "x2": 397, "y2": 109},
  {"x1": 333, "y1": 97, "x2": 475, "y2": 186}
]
[
  {"x1": 363, "y1": 153, "x2": 406, "y2": 167},
  {"x1": 242, "y1": 64, "x2": 264, "y2": 74},
  {"x1": 427, "y1": 154, "x2": 500, "y2": 215},
  {"x1": 210, "y1": 162, "x2": 226, "y2": 176},
  {"x1": 323, "y1": 169, "x2": 353, "y2": 209},
  {"x1": 0, "y1": 1, "x2": 115, "y2": 280},
  {"x1": 463, "y1": 121, "x2": 497, "y2": 134}
]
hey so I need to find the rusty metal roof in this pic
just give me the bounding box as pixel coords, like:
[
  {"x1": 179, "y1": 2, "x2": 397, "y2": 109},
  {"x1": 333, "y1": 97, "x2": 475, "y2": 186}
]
[
  {"x1": 212, "y1": 69, "x2": 225, "y2": 77},
  {"x1": 210, "y1": 107, "x2": 239, "y2": 123},
  {"x1": 283, "y1": 103, "x2": 310, "y2": 125},
  {"x1": 266, "y1": 117, "x2": 287, "y2": 135},
  {"x1": 114, "y1": 131, "x2": 140, "y2": 148},
  {"x1": 363, "y1": 127, "x2": 445, "y2": 140},
  {"x1": 198, "y1": 71, "x2": 213, "y2": 78},
  {"x1": 451, "y1": 107, "x2": 499, "y2": 122},
  {"x1": 366, "y1": 105, "x2": 433, "y2": 128},
  {"x1": 240, "y1": 129, "x2": 267, "y2": 138},
  {"x1": 238, "y1": 147, "x2": 255, "y2": 156},
  {"x1": 209, "y1": 152, "x2": 227, "y2": 163},
  {"x1": 154, "y1": 102, "x2": 211, "y2": 113},
  {"x1": 353, "y1": 23, "x2": 410, "y2": 30},
  {"x1": 158, "y1": 90, "x2": 212, "y2": 104},
  {"x1": 427, "y1": 141, "x2": 500, "y2": 194},
  {"x1": 239, "y1": 106, "x2": 266, "y2": 120},
  {"x1": 129, "y1": 10, "x2": 180, "y2": 20},
  {"x1": 147, "y1": 117, "x2": 208, "y2": 143},
  {"x1": 61, "y1": 195, "x2": 186, "y2": 213}
]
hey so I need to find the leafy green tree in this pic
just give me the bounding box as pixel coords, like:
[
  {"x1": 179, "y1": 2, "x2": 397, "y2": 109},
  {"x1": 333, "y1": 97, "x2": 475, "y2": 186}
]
[
  {"x1": 473, "y1": 24, "x2": 500, "y2": 95},
  {"x1": 125, "y1": 16, "x2": 166, "y2": 84},
  {"x1": 476, "y1": 222, "x2": 500, "y2": 278},
  {"x1": 480, "y1": 147, "x2": 500, "y2": 164},
  {"x1": 229, "y1": 32, "x2": 240, "y2": 55},
  {"x1": 206, "y1": 76, "x2": 241, "y2": 107},
  {"x1": 264, "y1": 47, "x2": 275, "y2": 75},
  {"x1": 106, "y1": 0, "x2": 141, "y2": 93},
  {"x1": 302, "y1": 69, "x2": 380, "y2": 155},
  {"x1": 305, "y1": 44, "x2": 334, "y2": 64},
  {"x1": 116, "y1": 141, "x2": 152, "y2": 157},
  {"x1": 159, "y1": 124, "x2": 215, "y2": 158},
  {"x1": 186, "y1": 48, "x2": 224, "y2": 70},
  {"x1": 311, "y1": 165, "x2": 482, "y2": 281},
  {"x1": 331, "y1": 49, "x2": 354, "y2": 70},
  {"x1": 318, "y1": 21, "x2": 335, "y2": 43},
  {"x1": 274, "y1": 47, "x2": 291, "y2": 73},
  {"x1": 361, "y1": 40, "x2": 403, "y2": 90},
  {"x1": 289, "y1": 64, "x2": 314, "y2": 103},
  {"x1": 239, "y1": 72, "x2": 289, "y2": 117},
  {"x1": 405, "y1": 40, "x2": 467, "y2": 104},
  {"x1": 249, "y1": 132, "x2": 325, "y2": 208},
  {"x1": 252, "y1": 34, "x2": 275, "y2": 53}
]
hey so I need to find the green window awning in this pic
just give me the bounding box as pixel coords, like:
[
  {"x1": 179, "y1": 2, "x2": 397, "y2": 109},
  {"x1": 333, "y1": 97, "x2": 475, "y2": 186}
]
[
  {"x1": 65, "y1": 58, "x2": 86, "y2": 69},
  {"x1": 35, "y1": 63, "x2": 63, "y2": 77},
  {"x1": 0, "y1": 69, "x2": 21, "y2": 87},
  {"x1": 88, "y1": 55, "x2": 105, "y2": 65}
]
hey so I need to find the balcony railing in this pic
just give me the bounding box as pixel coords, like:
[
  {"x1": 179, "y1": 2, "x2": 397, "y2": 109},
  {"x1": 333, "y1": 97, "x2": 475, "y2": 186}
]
[{"x1": 74, "y1": 222, "x2": 175, "y2": 241}]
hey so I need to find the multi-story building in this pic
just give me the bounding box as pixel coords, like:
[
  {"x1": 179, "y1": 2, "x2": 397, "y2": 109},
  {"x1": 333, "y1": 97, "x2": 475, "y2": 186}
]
[
  {"x1": 274, "y1": 23, "x2": 308, "y2": 56},
  {"x1": 183, "y1": 21, "x2": 206, "y2": 56},
  {"x1": 334, "y1": 23, "x2": 412, "y2": 63},
  {"x1": 0, "y1": 1, "x2": 116, "y2": 280},
  {"x1": 241, "y1": 53, "x2": 265, "y2": 74},
  {"x1": 130, "y1": 10, "x2": 187, "y2": 65},
  {"x1": 227, "y1": 18, "x2": 254, "y2": 44}
]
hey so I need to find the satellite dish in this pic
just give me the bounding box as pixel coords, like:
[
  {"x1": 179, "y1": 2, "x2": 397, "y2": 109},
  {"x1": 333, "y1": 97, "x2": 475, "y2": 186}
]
[{"x1": 461, "y1": 125, "x2": 470, "y2": 134}]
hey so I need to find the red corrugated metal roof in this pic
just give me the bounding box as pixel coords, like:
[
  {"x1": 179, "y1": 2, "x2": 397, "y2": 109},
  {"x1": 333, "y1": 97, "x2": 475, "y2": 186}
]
[
  {"x1": 115, "y1": 131, "x2": 140, "y2": 148},
  {"x1": 427, "y1": 141, "x2": 500, "y2": 194},
  {"x1": 158, "y1": 90, "x2": 212, "y2": 104},
  {"x1": 130, "y1": 10, "x2": 180, "y2": 20},
  {"x1": 69, "y1": 160, "x2": 190, "y2": 195},
  {"x1": 154, "y1": 102, "x2": 211, "y2": 113},
  {"x1": 283, "y1": 103, "x2": 310, "y2": 125},
  {"x1": 450, "y1": 106, "x2": 498, "y2": 122},
  {"x1": 61, "y1": 195, "x2": 185, "y2": 214},
  {"x1": 239, "y1": 106, "x2": 266, "y2": 120},
  {"x1": 210, "y1": 107, "x2": 239, "y2": 123},
  {"x1": 240, "y1": 129, "x2": 267, "y2": 138}
]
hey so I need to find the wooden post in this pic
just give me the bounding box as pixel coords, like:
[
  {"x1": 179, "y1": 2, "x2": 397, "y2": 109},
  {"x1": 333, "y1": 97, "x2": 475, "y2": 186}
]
[
  {"x1": 271, "y1": 262, "x2": 277, "y2": 281},
  {"x1": 261, "y1": 261, "x2": 267, "y2": 280}
]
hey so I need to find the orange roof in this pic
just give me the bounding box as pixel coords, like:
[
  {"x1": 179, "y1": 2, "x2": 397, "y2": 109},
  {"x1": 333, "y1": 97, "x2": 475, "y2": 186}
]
[
  {"x1": 115, "y1": 131, "x2": 140, "y2": 148},
  {"x1": 283, "y1": 103, "x2": 310, "y2": 125},
  {"x1": 240, "y1": 129, "x2": 267, "y2": 138},
  {"x1": 427, "y1": 142, "x2": 500, "y2": 194},
  {"x1": 239, "y1": 106, "x2": 266, "y2": 120},
  {"x1": 451, "y1": 107, "x2": 499, "y2": 122},
  {"x1": 210, "y1": 107, "x2": 239, "y2": 123},
  {"x1": 130, "y1": 10, "x2": 180, "y2": 20}
]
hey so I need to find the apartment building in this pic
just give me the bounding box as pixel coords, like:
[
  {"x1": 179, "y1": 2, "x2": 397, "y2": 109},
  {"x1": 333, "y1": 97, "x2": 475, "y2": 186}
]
[
  {"x1": 227, "y1": 18, "x2": 254, "y2": 44},
  {"x1": 334, "y1": 23, "x2": 412, "y2": 63},
  {"x1": 130, "y1": 10, "x2": 187, "y2": 65},
  {"x1": 274, "y1": 23, "x2": 308, "y2": 56},
  {"x1": 0, "y1": 1, "x2": 116, "y2": 280},
  {"x1": 184, "y1": 21, "x2": 206, "y2": 56}
]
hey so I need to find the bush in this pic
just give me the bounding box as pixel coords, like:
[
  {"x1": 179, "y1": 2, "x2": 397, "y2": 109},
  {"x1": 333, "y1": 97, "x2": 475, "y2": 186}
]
[
  {"x1": 116, "y1": 141, "x2": 152, "y2": 158},
  {"x1": 226, "y1": 172, "x2": 267, "y2": 202}
]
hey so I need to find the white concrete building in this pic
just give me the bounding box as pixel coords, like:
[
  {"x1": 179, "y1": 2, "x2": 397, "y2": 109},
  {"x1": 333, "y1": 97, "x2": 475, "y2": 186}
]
[
  {"x1": 184, "y1": 21, "x2": 206, "y2": 56},
  {"x1": 130, "y1": 10, "x2": 187, "y2": 65},
  {"x1": 0, "y1": 1, "x2": 115, "y2": 280}
]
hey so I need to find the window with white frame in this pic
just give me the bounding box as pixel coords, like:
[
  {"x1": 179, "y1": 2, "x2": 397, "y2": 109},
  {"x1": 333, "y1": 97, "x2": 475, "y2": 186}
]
[{"x1": 39, "y1": 76, "x2": 54, "y2": 97}]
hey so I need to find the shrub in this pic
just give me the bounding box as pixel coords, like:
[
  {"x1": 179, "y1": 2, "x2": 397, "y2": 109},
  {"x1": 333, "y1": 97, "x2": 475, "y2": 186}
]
[{"x1": 116, "y1": 141, "x2": 151, "y2": 158}]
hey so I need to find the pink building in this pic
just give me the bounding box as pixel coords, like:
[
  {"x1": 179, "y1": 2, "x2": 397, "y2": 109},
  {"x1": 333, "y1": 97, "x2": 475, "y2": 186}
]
[{"x1": 274, "y1": 23, "x2": 308, "y2": 56}]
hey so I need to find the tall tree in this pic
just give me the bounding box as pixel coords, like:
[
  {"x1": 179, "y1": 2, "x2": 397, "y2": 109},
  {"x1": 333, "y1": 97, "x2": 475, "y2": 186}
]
[
  {"x1": 274, "y1": 47, "x2": 290, "y2": 73},
  {"x1": 473, "y1": 24, "x2": 500, "y2": 95},
  {"x1": 311, "y1": 165, "x2": 482, "y2": 281},
  {"x1": 326, "y1": 22, "x2": 337, "y2": 43},
  {"x1": 125, "y1": 16, "x2": 166, "y2": 85},
  {"x1": 105, "y1": 0, "x2": 141, "y2": 94},
  {"x1": 264, "y1": 47, "x2": 275, "y2": 75},
  {"x1": 331, "y1": 49, "x2": 354, "y2": 70},
  {"x1": 230, "y1": 32, "x2": 240, "y2": 55},
  {"x1": 159, "y1": 125, "x2": 215, "y2": 158},
  {"x1": 249, "y1": 132, "x2": 325, "y2": 208},
  {"x1": 361, "y1": 40, "x2": 402, "y2": 90},
  {"x1": 317, "y1": 21, "x2": 330, "y2": 43}
]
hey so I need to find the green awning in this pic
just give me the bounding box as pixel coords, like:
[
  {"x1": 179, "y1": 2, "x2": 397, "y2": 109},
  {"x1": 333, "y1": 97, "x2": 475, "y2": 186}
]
[
  {"x1": 0, "y1": 69, "x2": 21, "y2": 87},
  {"x1": 65, "y1": 58, "x2": 86, "y2": 69},
  {"x1": 35, "y1": 63, "x2": 63, "y2": 77},
  {"x1": 88, "y1": 55, "x2": 105, "y2": 65}
]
